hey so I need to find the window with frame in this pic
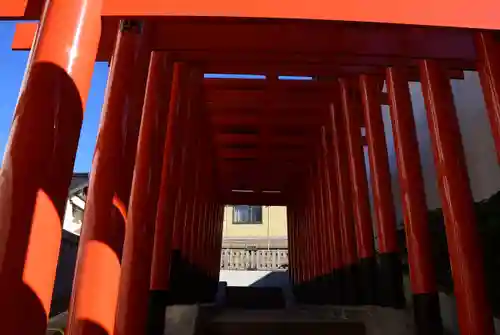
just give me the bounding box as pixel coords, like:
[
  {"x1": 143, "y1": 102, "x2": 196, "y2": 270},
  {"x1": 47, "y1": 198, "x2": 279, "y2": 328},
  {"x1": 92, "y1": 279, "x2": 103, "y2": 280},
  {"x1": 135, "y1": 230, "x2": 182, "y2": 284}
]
[{"x1": 233, "y1": 205, "x2": 263, "y2": 224}]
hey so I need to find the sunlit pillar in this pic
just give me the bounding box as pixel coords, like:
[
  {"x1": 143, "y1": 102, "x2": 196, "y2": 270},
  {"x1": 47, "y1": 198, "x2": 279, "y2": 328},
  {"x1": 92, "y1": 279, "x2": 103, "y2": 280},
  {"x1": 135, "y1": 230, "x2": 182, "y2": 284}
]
[
  {"x1": 475, "y1": 32, "x2": 500, "y2": 163},
  {"x1": 329, "y1": 86, "x2": 359, "y2": 305},
  {"x1": 420, "y1": 60, "x2": 494, "y2": 335},
  {"x1": 0, "y1": 1, "x2": 101, "y2": 333},
  {"x1": 360, "y1": 75, "x2": 405, "y2": 308},
  {"x1": 68, "y1": 21, "x2": 151, "y2": 335},
  {"x1": 114, "y1": 52, "x2": 173, "y2": 335},
  {"x1": 386, "y1": 67, "x2": 443, "y2": 334}
]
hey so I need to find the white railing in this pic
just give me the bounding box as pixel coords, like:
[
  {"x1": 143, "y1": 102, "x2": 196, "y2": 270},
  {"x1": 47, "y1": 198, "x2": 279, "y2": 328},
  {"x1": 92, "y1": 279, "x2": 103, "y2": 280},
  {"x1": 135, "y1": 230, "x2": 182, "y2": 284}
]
[{"x1": 220, "y1": 249, "x2": 288, "y2": 271}]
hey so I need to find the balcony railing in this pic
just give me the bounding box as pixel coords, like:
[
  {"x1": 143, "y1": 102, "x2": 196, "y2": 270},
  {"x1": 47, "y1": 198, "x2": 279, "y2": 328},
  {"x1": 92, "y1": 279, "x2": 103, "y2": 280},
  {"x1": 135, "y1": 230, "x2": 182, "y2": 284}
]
[{"x1": 220, "y1": 248, "x2": 288, "y2": 271}]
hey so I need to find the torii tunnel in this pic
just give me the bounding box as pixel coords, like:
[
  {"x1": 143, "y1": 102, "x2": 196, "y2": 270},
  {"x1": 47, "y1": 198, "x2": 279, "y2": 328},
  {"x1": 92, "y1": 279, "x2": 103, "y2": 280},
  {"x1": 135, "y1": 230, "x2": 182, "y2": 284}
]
[{"x1": 1, "y1": 0, "x2": 500, "y2": 334}]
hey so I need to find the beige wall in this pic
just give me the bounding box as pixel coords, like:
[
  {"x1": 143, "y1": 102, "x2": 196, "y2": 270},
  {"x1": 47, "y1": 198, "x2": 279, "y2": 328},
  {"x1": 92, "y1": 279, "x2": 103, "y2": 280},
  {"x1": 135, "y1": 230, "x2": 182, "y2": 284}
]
[{"x1": 222, "y1": 206, "x2": 287, "y2": 239}]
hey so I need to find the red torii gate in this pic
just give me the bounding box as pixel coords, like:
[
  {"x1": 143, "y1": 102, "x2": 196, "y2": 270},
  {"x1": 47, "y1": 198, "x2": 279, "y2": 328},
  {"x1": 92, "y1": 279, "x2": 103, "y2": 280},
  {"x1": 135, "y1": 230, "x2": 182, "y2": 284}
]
[{"x1": 1, "y1": 1, "x2": 500, "y2": 335}]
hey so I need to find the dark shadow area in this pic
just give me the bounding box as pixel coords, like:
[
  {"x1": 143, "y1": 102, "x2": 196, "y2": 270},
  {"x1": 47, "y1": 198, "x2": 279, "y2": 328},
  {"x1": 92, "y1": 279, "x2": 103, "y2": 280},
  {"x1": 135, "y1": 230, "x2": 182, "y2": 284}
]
[
  {"x1": 225, "y1": 286, "x2": 286, "y2": 309},
  {"x1": 168, "y1": 250, "x2": 219, "y2": 305},
  {"x1": 50, "y1": 230, "x2": 79, "y2": 316},
  {"x1": 199, "y1": 320, "x2": 366, "y2": 335},
  {"x1": 397, "y1": 190, "x2": 500, "y2": 316}
]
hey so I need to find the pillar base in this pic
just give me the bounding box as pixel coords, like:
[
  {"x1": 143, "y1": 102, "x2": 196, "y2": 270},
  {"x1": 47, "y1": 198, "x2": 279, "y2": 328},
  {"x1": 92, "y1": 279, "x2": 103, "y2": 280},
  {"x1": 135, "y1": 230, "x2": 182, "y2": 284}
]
[
  {"x1": 378, "y1": 252, "x2": 406, "y2": 308},
  {"x1": 169, "y1": 250, "x2": 218, "y2": 304},
  {"x1": 358, "y1": 256, "x2": 378, "y2": 305},
  {"x1": 326, "y1": 268, "x2": 343, "y2": 305},
  {"x1": 413, "y1": 292, "x2": 444, "y2": 335},
  {"x1": 147, "y1": 290, "x2": 170, "y2": 335},
  {"x1": 340, "y1": 264, "x2": 359, "y2": 305}
]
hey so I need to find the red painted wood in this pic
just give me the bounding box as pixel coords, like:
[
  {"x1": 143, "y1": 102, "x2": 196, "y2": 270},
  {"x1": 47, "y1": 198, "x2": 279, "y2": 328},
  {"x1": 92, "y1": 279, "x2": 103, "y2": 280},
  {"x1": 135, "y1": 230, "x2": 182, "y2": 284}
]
[
  {"x1": 420, "y1": 59, "x2": 494, "y2": 335},
  {"x1": 115, "y1": 51, "x2": 173, "y2": 335},
  {"x1": 5, "y1": 0, "x2": 500, "y2": 30},
  {"x1": 475, "y1": 31, "x2": 500, "y2": 164},
  {"x1": 0, "y1": 0, "x2": 101, "y2": 333},
  {"x1": 386, "y1": 67, "x2": 437, "y2": 294},
  {"x1": 340, "y1": 79, "x2": 375, "y2": 259},
  {"x1": 69, "y1": 22, "x2": 151, "y2": 335},
  {"x1": 360, "y1": 75, "x2": 399, "y2": 254},
  {"x1": 150, "y1": 62, "x2": 185, "y2": 291},
  {"x1": 329, "y1": 85, "x2": 358, "y2": 266}
]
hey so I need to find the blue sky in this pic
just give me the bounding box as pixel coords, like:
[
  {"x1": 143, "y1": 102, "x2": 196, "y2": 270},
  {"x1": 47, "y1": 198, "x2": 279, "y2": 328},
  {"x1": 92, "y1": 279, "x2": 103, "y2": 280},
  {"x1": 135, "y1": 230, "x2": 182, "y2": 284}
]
[
  {"x1": 0, "y1": 22, "x2": 109, "y2": 172},
  {"x1": 0, "y1": 22, "x2": 313, "y2": 173}
]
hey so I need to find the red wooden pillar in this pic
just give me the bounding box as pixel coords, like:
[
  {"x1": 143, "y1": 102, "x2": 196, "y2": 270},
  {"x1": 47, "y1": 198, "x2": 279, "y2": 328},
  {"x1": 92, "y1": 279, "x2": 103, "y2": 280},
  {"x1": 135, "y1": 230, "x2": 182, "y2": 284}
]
[
  {"x1": 420, "y1": 60, "x2": 494, "y2": 335},
  {"x1": 114, "y1": 52, "x2": 173, "y2": 335},
  {"x1": 0, "y1": 1, "x2": 101, "y2": 333},
  {"x1": 360, "y1": 75, "x2": 405, "y2": 308},
  {"x1": 315, "y1": 150, "x2": 330, "y2": 297},
  {"x1": 211, "y1": 204, "x2": 224, "y2": 289},
  {"x1": 386, "y1": 67, "x2": 443, "y2": 334},
  {"x1": 316, "y1": 159, "x2": 330, "y2": 280},
  {"x1": 148, "y1": 62, "x2": 185, "y2": 333},
  {"x1": 290, "y1": 201, "x2": 306, "y2": 301},
  {"x1": 310, "y1": 165, "x2": 325, "y2": 280},
  {"x1": 294, "y1": 205, "x2": 306, "y2": 288},
  {"x1": 167, "y1": 63, "x2": 193, "y2": 304},
  {"x1": 68, "y1": 21, "x2": 151, "y2": 335},
  {"x1": 207, "y1": 203, "x2": 217, "y2": 280},
  {"x1": 329, "y1": 87, "x2": 359, "y2": 305},
  {"x1": 320, "y1": 127, "x2": 344, "y2": 304},
  {"x1": 305, "y1": 172, "x2": 319, "y2": 295},
  {"x1": 475, "y1": 32, "x2": 500, "y2": 163},
  {"x1": 286, "y1": 206, "x2": 297, "y2": 287},
  {"x1": 339, "y1": 78, "x2": 377, "y2": 304}
]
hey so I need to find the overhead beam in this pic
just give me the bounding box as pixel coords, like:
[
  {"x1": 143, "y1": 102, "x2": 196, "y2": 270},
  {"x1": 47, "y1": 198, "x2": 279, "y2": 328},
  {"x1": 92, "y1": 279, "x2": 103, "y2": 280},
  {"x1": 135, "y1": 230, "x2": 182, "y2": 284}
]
[
  {"x1": 202, "y1": 62, "x2": 466, "y2": 79},
  {"x1": 12, "y1": 20, "x2": 477, "y2": 67},
  {"x1": 215, "y1": 133, "x2": 312, "y2": 146},
  {"x1": 3, "y1": 0, "x2": 500, "y2": 30},
  {"x1": 211, "y1": 115, "x2": 327, "y2": 127},
  {"x1": 219, "y1": 191, "x2": 288, "y2": 206}
]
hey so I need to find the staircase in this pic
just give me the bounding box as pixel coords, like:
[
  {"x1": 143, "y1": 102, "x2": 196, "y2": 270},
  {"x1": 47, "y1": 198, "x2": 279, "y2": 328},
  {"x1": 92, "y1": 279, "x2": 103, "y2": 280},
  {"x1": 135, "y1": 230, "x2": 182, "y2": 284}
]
[{"x1": 190, "y1": 286, "x2": 413, "y2": 335}]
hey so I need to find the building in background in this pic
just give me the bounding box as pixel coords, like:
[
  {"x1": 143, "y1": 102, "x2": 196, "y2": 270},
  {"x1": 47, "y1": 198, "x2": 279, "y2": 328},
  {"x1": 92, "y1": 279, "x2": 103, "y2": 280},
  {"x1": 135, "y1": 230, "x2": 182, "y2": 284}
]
[{"x1": 222, "y1": 205, "x2": 287, "y2": 249}]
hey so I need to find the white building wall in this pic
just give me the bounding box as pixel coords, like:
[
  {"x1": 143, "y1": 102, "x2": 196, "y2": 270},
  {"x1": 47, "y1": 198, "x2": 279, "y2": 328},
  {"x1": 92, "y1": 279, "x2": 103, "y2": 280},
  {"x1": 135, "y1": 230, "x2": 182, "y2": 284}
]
[{"x1": 375, "y1": 71, "x2": 500, "y2": 225}]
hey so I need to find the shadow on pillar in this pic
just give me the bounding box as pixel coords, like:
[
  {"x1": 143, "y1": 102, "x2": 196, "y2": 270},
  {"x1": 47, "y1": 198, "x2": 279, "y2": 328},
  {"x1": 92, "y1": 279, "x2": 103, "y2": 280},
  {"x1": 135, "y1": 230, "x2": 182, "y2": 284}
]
[{"x1": 1, "y1": 63, "x2": 88, "y2": 334}]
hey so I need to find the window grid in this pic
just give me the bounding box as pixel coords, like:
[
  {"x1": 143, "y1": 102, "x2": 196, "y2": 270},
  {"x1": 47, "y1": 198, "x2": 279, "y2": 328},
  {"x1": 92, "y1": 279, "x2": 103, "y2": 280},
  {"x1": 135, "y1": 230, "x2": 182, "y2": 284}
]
[{"x1": 233, "y1": 205, "x2": 263, "y2": 224}]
